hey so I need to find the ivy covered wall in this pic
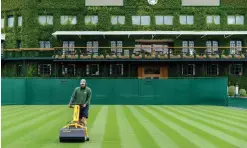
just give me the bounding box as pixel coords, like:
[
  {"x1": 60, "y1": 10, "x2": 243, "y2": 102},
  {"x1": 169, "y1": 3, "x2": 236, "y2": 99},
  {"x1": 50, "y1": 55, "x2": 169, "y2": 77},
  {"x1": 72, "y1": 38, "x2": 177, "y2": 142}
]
[{"x1": 1, "y1": 0, "x2": 247, "y2": 48}]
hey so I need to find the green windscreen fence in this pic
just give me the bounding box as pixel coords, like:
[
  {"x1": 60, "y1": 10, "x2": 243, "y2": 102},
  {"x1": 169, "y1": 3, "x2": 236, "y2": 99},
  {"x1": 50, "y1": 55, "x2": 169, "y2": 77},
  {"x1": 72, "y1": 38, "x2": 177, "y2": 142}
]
[{"x1": 1, "y1": 78, "x2": 228, "y2": 105}]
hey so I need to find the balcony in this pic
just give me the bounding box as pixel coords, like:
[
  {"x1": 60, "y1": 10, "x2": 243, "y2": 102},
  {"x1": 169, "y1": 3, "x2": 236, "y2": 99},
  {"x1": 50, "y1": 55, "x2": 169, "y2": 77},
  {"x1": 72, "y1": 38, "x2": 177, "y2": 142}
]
[{"x1": 2, "y1": 46, "x2": 247, "y2": 61}]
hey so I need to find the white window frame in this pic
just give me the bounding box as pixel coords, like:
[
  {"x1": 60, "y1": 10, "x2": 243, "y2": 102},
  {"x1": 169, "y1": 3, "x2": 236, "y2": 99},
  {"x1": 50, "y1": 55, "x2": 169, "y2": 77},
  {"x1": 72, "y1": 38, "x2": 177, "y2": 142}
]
[
  {"x1": 229, "y1": 64, "x2": 243, "y2": 75},
  {"x1": 132, "y1": 16, "x2": 150, "y2": 25},
  {"x1": 110, "y1": 64, "x2": 124, "y2": 75},
  {"x1": 206, "y1": 41, "x2": 218, "y2": 54},
  {"x1": 182, "y1": 64, "x2": 195, "y2": 75},
  {"x1": 86, "y1": 64, "x2": 99, "y2": 75},
  {"x1": 1, "y1": 18, "x2": 4, "y2": 28},
  {"x1": 111, "y1": 16, "x2": 125, "y2": 25},
  {"x1": 179, "y1": 15, "x2": 194, "y2": 25},
  {"x1": 111, "y1": 41, "x2": 123, "y2": 55},
  {"x1": 230, "y1": 40, "x2": 242, "y2": 54},
  {"x1": 61, "y1": 15, "x2": 77, "y2": 25},
  {"x1": 38, "y1": 64, "x2": 51, "y2": 75},
  {"x1": 62, "y1": 64, "x2": 76, "y2": 76},
  {"x1": 85, "y1": 15, "x2": 98, "y2": 25},
  {"x1": 39, "y1": 15, "x2": 53, "y2": 25},
  {"x1": 155, "y1": 16, "x2": 173, "y2": 25},
  {"x1": 182, "y1": 41, "x2": 194, "y2": 55},
  {"x1": 63, "y1": 41, "x2": 75, "y2": 55},
  {"x1": 7, "y1": 16, "x2": 14, "y2": 27},
  {"x1": 206, "y1": 15, "x2": 220, "y2": 24},
  {"x1": 18, "y1": 16, "x2": 22, "y2": 26},
  {"x1": 87, "y1": 41, "x2": 98, "y2": 55},
  {"x1": 206, "y1": 64, "x2": 219, "y2": 75},
  {"x1": 39, "y1": 41, "x2": 51, "y2": 48},
  {"x1": 227, "y1": 15, "x2": 244, "y2": 25}
]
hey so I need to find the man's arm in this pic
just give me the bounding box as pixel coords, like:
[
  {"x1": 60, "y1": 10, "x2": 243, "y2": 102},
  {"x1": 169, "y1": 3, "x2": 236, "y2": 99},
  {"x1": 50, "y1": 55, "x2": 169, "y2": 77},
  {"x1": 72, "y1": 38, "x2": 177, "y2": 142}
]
[
  {"x1": 69, "y1": 88, "x2": 77, "y2": 104},
  {"x1": 85, "y1": 88, "x2": 92, "y2": 105}
]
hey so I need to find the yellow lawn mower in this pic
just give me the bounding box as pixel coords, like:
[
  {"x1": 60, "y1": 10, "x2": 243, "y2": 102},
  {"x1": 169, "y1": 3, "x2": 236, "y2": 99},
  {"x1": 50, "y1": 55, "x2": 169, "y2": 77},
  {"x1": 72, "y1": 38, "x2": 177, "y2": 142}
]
[{"x1": 59, "y1": 104, "x2": 89, "y2": 142}]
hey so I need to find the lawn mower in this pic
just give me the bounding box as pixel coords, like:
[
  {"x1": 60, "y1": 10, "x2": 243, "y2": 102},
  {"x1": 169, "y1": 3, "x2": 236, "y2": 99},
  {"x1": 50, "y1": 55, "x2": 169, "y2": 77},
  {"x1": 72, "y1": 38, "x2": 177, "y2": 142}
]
[{"x1": 59, "y1": 104, "x2": 89, "y2": 142}]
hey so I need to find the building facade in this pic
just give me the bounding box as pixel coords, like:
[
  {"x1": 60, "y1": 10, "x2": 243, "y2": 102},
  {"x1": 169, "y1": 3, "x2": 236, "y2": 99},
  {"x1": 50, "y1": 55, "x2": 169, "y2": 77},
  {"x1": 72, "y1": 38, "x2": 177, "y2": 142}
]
[{"x1": 1, "y1": 0, "x2": 247, "y2": 88}]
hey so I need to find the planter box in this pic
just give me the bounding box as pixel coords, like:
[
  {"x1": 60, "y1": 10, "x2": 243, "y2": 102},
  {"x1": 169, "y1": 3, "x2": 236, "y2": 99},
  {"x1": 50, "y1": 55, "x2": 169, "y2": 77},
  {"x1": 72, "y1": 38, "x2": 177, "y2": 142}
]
[
  {"x1": 221, "y1": 55, "x2": 232, "y2": 59},
  {"x1": 80, "y1": 55, "x2": 91, "y2": 59}
]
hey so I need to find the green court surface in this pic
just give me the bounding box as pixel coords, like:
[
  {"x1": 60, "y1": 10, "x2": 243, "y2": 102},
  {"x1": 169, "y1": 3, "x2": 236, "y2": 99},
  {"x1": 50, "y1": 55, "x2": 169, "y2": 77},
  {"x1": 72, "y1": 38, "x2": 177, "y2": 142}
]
[{"x1": 1, "y1": 105, "x2": 247, "y2": 148}]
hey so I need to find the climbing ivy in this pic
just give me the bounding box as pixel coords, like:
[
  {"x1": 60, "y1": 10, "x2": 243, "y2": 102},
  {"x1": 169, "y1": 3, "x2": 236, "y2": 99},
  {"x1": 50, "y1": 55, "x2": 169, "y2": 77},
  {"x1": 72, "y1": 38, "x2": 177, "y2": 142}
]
[{"x1": 1, "y1": 0, "x2": 247, "y2": 48}]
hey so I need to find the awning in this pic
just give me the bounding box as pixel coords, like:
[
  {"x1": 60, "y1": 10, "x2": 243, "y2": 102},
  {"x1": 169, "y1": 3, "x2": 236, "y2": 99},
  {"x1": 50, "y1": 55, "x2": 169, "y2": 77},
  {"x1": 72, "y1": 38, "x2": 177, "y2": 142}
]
[
  {"x1": 1, "y1": 34, "x2": 5, "y2": 40},
  {"x1": 52, "y1": 31, "x2": 247, "y2": 39},
  {"x1": 52, "y1": 31, "x2": 247, "y2": 36}
]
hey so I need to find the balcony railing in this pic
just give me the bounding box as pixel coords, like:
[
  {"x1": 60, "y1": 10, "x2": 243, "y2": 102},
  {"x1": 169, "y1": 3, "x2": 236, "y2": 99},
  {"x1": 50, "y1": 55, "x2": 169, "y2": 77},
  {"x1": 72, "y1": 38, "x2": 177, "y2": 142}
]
[{"x1": 2, "y1": 46, "x2": 247, "y2": 60}]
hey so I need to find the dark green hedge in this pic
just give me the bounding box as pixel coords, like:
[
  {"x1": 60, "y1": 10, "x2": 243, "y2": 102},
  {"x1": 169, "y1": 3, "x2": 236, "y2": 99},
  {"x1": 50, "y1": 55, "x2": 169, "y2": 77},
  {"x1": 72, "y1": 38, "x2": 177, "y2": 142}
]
[{"x1": 1, "y1": 0, "x2": 247, "y2": 48}]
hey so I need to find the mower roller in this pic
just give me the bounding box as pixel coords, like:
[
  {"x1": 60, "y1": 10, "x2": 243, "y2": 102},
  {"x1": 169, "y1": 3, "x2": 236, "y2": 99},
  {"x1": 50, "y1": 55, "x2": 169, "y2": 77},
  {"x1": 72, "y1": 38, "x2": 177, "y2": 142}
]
[{"x1": 59, "y1": 104, "x2": 89, "y2": 142}]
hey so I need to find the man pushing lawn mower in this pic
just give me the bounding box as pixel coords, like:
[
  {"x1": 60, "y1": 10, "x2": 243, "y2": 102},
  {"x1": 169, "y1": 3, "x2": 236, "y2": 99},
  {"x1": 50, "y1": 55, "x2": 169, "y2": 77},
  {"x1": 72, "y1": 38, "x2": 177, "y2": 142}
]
[
  {"x1": 59, "y1": 79, "x2": 92, "y2": 142},
  {"x1": 68, "y1": 79, "x2": 92, "y2": 127}
]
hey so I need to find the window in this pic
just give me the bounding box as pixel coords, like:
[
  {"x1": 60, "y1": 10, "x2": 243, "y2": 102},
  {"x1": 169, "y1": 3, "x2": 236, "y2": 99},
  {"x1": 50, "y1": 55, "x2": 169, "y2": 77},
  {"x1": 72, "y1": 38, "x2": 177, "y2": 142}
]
[
  {"x1": 87, "y1": 41, "x2": 98, "y2": 55},
  {"x1": 111, "y1": 41, "x2": 122, "y2": 55},
  {"x1": 206, "y1": 64, "x2": 218, "y2": 75},
  {"x1": 182, "y1": 64, "x2": 195, "y2": 75},
  {"x1": 230, "y1": 40, "x2": 242, "y2": 54},
  {"x1": 155, "y1": 16, "x2": 173, "y2": 25},
  {"x1": 38, "y1": 64, "x2": 51, "y2": 75},
  {"x1": 8, "y1": 16, "x2": 14, "y2": 27},
  {"x1": 39, "y1": 15, "x2": 53, "y2": 25},
  {"x1": 144, "y1": 67, "x2": 160, "y2": 74},
  {"x1": 63, "y1": 41, "x2": 75, "y2": 55},
  {"x1": 182, "y1": 41, "x2": 194, "y2": 55},
  {"x1": 1, "y1": 18, "x2": 4, "y2": 28},
  {"x1": 85, "y1": 15, "x2": 98, "y2": 25},
  {"x1": 180, "y1": 15, "x2": 194, "y2": 25},
  {"x1": 61, "y1": 16, "x2": 77, "y2": 25},
  {"x1": 110, "y1": 64, "x2": 123, "y2": 75},
  {"x1": 1, "y1": 42, "x2": 3, "y2": 56},
  {"x1": 229, "y1": 64, "x2": 242, "y2": 75},
  {"x1": 40, "y1": 41, "x2": 51, "y2": 48},
  {"x1": 206, "y1": 15, "x2": 220, "y2": 24},
  {"x1": 86, "y1": 64, "x2": 99, "y2": 75},
  {"x1": 62, "y1": 64, "x2": 75, "y2": 76},
  {"x1": 111, "y1": 16, "x2": 125, "y2": 25},
  {"x1": 18, "y1": 16, "x2": 22, "y2": 26},
  {"x1": 132, "y1": 16, "x2": 150, "y2": 25},
  {"x1": 227, "y1": 15, "x2": 244, "y2": 25},
  {"x1": 206, "y1": 41, "x2": 218, "y2": 54},
  {"x1": 16, "y1": 64, "x2": 23, "y2": 76}
]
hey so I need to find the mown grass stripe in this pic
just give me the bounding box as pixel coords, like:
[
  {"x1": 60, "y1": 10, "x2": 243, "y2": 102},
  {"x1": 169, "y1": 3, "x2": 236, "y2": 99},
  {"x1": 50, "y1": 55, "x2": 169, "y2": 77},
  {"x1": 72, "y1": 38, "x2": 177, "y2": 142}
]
[
  {"x1": 157, "y1": 106, "x2": 247, "y2": 148},
  {"x1": 2, "y1": 107, "x2": 65, "y2": 146},
  {"x1": 1, "y1": 105, "x2": 29, "y2": 112},
  {"x1": 141, "y1": 106, "x2": 216, "y2": 148},
  {"x1": 123, "y1": 105, "x2": 159, "y2": 148},
  {"x1": 169, "y1": 106, "x2": 247, "y2": 140},
  {"x1": 200, "y1": 106, "x2": 247, "y2": 118},
  {"x1": 138, "y1": 106, "x2": 215, "y2": 148},
  {"x1": 3, "y1": 108, "x2": 70, "y2": 148},
  {"x1": 193, "y1": 106, "x2": 247, "y2": 123},
  {"x1": 180, "y1": 106, "x2": 247, "y2": 134},
  {"x1": 38, "y1": 105, "x2": 102, "y2": 148},
  {"x1": 2, "y1": 106, "x2": 52, "y2": 128},
  {"x1": 186, "y1": 106, "x2": 247, "y2": 130},
  {"x1": 80, "y1": 106, "x2": 109, "y2": 148},
  {"x1": 2, "y1": 106, "x2": 58, "y2": 131},
  {"x1": 150, "y1": 106, "x2": 236, "y2": 148},
  {"x1": 128, "y1": 105, "x2": 178, "y2": 148},
  {"x1": 101, "y1": 106, "x2": 121, "y2": 148},
  {"x1": 207, "y1": 105, "x2": 247, "y2": 114},
  {"x1": 115, "y1": 105, "x2": 141, "y2": 148},
  {"x1": 1, "y1": 106, "x2": 33, "y2": 117}
]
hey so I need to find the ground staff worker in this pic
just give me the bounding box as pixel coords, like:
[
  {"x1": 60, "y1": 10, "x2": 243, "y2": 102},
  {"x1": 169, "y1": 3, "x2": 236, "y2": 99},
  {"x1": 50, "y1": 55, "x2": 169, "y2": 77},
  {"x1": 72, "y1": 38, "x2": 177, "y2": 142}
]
[{"x1": 68, "y1": 79, "x2": 92, "y2": 127}]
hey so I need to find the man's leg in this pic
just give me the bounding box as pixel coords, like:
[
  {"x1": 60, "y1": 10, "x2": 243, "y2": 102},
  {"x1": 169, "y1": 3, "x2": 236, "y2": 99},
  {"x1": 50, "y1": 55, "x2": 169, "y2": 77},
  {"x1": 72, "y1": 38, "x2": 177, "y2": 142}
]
[{"x1": 81, "y1": 104, "x2": 89, "y2": 126}]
